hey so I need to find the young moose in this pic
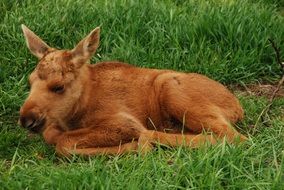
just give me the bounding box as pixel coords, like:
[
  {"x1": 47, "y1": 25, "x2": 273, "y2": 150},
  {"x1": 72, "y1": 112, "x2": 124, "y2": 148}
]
[{"x1": 20, "y1": 25, "x2": 247, "y2": 157}]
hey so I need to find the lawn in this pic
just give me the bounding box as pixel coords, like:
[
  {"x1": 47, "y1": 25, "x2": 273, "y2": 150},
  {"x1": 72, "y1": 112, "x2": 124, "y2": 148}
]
[{"x1": 0, "y1": 0, "x2": 284, "y2": 189}]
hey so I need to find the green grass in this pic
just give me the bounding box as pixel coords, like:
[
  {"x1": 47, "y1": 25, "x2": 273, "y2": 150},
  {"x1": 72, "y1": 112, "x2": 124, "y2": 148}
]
[
  {"x1": 0, "y1": 0, "x2": 284, "y2": 189},
  {"x1": 0, "y1": 100, "x2": 284, "y2": 189}
]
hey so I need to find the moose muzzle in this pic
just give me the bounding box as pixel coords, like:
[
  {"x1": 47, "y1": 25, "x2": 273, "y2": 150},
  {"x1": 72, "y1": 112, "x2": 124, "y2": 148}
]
[{"x1": 19, "y1": 101, "x2": 46, "y2": 133}]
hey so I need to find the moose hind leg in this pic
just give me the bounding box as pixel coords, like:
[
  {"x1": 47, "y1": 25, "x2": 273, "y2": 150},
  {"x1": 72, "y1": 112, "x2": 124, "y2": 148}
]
[
  {"x1": 166, "y1": 102, "x2": 247, "y2": 142},
  {"x1": 139, "y1": 130, "x2": 218, "y2": 148},
  {"x1": 161, "y1": 79, "x2": 247, "y2": 143},
  {"x1": 201, "y1": 116, "x2": 247, "y2": 143}
]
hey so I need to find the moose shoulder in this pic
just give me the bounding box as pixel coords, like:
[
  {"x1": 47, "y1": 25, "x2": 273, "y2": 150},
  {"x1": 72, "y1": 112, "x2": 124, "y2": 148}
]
[{"x1": 19, "y1": 25, "x2": 247, "y2": 157}]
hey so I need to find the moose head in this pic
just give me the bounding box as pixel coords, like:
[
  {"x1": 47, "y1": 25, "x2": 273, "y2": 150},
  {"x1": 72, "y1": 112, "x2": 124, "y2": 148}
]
[{"x1": 19, "y1": 25, "x2": 100, "y2": 133}]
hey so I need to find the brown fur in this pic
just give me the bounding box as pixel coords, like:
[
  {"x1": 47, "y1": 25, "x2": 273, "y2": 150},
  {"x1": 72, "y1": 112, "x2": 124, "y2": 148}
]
[{"x1": 19, "y1": 25, "x2": 247, "y2": 157}]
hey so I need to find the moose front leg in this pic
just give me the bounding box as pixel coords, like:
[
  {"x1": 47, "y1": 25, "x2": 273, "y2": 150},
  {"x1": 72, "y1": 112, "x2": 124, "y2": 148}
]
[
  {"x1": 54, "y1": 128, "x2": 138, "y2": 157},
  {"x1": 57, "y1": 140, "x2": 139, "y2": 157},
  {"x1": 54, "y1": 112, "x2": 147, "y2": 157},
  {"x1": 43, "y1": 124, "x2": 65, "y2": 145}
]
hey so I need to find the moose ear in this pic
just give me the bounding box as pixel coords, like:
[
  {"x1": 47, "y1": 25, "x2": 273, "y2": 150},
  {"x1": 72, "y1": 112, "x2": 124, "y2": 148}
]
[
  {"x1": 71, "y1": 27, "x2": 100, "y2": 67},
  {"x1": 21, "y1": 24, "x2": 51, "y2": 59}
]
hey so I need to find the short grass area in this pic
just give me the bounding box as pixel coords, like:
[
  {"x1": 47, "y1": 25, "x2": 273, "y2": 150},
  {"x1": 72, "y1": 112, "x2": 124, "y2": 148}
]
[{"x1": 0, "y1": 0, "x2": 284, "y2": 189}]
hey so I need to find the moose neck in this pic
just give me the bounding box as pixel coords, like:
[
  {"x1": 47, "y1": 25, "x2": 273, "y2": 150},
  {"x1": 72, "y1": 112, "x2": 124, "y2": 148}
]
[{"x1": 65, "y1": 64, "x2": 91, "y2": 130}]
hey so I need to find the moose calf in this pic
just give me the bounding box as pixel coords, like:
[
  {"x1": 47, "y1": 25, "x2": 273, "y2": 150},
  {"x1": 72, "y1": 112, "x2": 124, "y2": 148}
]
[{"x1": 19, "y1": 25, "x2": 247, "y2": 157}]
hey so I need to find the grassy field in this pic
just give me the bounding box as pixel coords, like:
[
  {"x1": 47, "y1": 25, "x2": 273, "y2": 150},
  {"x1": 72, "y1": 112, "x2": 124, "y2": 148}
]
[{"x1": 0, "y1": 0, "x2": 284, "y2": 189}]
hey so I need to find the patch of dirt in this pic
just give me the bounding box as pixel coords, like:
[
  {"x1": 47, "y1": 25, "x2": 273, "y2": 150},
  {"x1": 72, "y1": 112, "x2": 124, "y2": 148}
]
[{"x1": 230, "y1": 83, "x2": 284, "y2": 98}]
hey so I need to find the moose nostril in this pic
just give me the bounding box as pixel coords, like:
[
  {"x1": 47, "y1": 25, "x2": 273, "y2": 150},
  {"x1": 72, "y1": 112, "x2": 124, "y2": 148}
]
[{"x1": 20, "y1": 115, "x2": 36, "y2": 129}]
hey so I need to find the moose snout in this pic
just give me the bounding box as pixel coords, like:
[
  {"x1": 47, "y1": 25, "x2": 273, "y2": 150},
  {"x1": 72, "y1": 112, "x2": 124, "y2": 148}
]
[
  {"x1": 19, "y1": 112, "x2": 46, "y2": 133},
  {"x1": 20, "y1": 112, "x2": 37, "y2": 128},
  {"x1": 19, "y1": 103, "x2": 46, "y2": 133}
]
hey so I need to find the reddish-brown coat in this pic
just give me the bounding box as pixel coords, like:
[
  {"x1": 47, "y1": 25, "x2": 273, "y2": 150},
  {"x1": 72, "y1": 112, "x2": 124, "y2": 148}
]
[{"x1": 19, "y1": 25, "x2": 247, "y2": 157}]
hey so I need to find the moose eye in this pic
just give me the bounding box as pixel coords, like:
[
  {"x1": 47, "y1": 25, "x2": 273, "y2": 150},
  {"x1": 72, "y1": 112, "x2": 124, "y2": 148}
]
[{"x1": 50, "y1": 85, "x2": 65, "y2": 94}]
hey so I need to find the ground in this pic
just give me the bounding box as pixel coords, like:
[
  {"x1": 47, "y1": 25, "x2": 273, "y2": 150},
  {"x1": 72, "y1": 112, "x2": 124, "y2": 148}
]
[{"x1": 0, "y1": 0, "x2": 284, "y2": 189}]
